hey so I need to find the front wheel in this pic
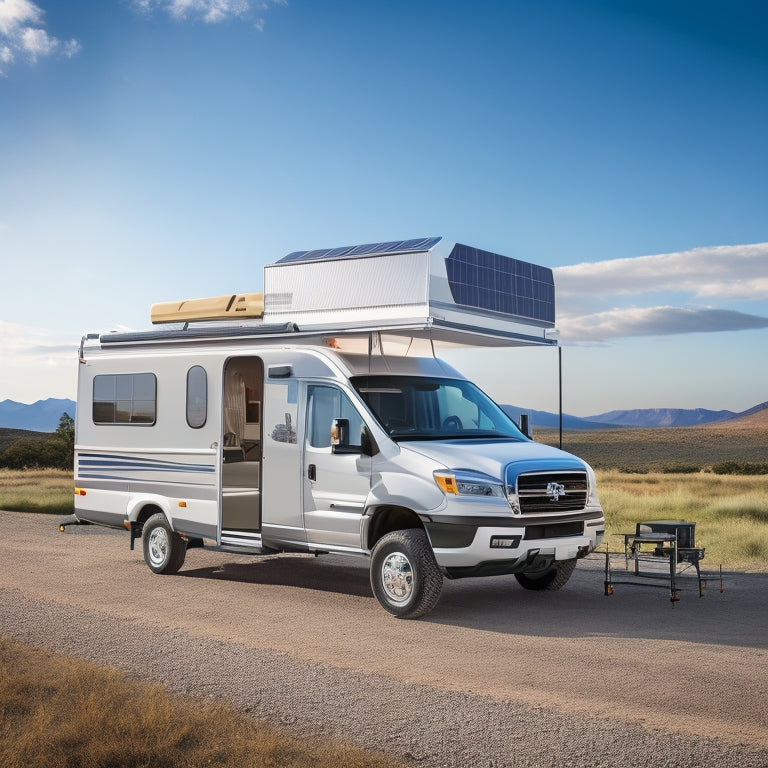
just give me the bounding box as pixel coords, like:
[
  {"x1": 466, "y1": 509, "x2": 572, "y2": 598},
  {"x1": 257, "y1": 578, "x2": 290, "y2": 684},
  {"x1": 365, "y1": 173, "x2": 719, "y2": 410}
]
[
  {"x1": 142, "y1": 513, "x2": 187, "y2": 574},
  {"x1": 370, "y1": 529, "x2": 443, "y2": 619},
  {"x1": 515, "y1": 558, "x2": 577, "y2": 591}
]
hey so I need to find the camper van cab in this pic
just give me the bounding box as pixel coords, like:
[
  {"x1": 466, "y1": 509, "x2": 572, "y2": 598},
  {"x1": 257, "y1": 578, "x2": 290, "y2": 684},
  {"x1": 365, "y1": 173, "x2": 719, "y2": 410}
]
[{"x1": 73, "y1": 238, "x2": 604, "y2": 618}]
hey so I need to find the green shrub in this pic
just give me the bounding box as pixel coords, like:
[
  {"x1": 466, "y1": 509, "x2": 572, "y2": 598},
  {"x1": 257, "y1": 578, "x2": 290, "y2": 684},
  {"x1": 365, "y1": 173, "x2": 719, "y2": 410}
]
[
  {"x1": 661, "y1": 464, "x2": 700, "y2": 474},
  {"x1": 712, "y1": 461, "x2": 768, "y2": 475}
]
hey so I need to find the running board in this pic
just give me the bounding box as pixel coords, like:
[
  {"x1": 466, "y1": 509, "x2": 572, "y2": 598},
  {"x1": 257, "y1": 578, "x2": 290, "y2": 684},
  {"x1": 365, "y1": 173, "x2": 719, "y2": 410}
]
[{"x1": 220, "y1": 530, "x2": 277, "y2": 555}]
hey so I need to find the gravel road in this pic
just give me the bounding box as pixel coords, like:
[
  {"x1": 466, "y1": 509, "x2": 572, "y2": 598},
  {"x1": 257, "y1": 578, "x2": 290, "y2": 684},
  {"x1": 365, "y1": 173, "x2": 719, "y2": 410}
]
[{"x1": 2, "y1": 510, "x2": 768, "y2": 767}]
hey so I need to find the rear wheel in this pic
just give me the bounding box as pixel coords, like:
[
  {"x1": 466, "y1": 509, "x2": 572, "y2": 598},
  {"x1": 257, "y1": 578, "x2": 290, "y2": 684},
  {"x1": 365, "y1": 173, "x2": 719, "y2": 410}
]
[
  {"x1": 370, "y1": 529, "x2": 443, "y2": 619},
  {"x1": 142, "y1": 513, "x2": 187, "y2": 574},
  {"x1": 515, "y1": 558, "x2": 577, "y2": 591}
]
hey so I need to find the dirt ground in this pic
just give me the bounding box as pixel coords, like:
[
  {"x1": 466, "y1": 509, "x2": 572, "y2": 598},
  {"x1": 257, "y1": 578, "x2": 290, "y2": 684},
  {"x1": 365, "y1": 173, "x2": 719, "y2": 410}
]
[{"x1": 2, "y1": 510, "x2": 768, "y2": 766}]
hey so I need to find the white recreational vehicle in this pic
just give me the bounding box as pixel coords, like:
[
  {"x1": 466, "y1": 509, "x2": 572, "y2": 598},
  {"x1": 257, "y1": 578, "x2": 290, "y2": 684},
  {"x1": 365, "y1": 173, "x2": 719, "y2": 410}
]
[{"x1": 73, "y1": 237, "x2": 604, "y2": 618}]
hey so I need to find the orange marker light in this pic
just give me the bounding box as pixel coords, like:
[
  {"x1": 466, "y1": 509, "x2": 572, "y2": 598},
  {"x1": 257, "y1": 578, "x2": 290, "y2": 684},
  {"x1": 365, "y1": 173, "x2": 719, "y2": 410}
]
[{"x1": 434, "y1": 473, "x2": 458, "y2": 494}]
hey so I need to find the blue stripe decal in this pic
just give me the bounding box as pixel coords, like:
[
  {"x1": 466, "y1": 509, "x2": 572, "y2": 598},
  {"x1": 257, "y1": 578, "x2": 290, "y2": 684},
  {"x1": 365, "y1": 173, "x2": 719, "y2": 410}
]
[{"x1": 77, "y1": 453, "x2": 215, "y2": 474}]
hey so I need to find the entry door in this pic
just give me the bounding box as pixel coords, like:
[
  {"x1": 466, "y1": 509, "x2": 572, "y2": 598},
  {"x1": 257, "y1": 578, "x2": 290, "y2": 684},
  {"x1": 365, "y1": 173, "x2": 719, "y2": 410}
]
[
  {"x1": 303, "y1": 384, "x2": 371, "y2": 549},
  {"x1": 221, "y1": 357, "x2": 263, "y2": 533}
]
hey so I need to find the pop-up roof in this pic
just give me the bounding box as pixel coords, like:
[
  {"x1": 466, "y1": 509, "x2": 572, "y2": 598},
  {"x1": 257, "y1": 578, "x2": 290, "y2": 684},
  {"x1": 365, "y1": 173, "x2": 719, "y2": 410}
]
[
  {"x1": 150, "y1": 237, "x2": 556, "y2": 348},
  {"x1": 263, "y1": 237, "x2": 555, "y2": 347}
]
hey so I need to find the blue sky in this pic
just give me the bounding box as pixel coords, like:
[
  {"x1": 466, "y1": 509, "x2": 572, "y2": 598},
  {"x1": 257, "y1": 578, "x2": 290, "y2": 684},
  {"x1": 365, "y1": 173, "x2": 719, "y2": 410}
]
[{"x1": 1, "y1": 0, "x2": 767, "y2": 417}]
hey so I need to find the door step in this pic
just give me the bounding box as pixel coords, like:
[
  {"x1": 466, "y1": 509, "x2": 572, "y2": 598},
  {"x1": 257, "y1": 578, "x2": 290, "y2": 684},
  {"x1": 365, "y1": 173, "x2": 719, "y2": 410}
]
[
  {"x1": 221, "y1": 530, "x2": 263, "y2": 548},
  {"x1": 219, "y1": 530, "x2": 280, "y2": 555}
]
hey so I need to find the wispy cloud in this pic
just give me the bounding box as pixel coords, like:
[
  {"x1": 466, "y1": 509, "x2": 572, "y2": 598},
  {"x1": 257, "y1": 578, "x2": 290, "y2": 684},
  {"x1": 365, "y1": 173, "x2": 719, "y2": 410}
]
[
  {"x1": 131, "y1": 0, "x2": 286, "y2": 27},
  {"x1": 554, "y1": 243, "x2": 768, "y2": 342},
  {"x1": 0, "y1": 0, "x2": 81, "y2": 75},
  {"x1": 555, "y1": 243, "x2": 768, "y2": 301},
  {"x1": 558, "y1": 306, "x2": 768, "y2": 343}
]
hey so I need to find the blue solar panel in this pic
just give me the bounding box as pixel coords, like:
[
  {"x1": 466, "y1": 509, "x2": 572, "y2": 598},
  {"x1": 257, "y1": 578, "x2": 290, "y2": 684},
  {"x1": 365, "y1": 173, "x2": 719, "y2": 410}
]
[
  {"x1": 278, "y1": 236, "x2": 442, "y2": 264},
  {"x1": 445, "y1": 243, "x2": 555, "y2": 325}
]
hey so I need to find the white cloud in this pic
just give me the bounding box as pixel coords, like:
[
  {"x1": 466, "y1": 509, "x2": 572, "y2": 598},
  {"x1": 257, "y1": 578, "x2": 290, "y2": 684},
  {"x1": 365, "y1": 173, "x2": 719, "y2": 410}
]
[
  {"x1": 553, "y1": 242, "x2": 768, "y2": 343},
  {"x1": 130, "y1": 0, "x2": 284, "y2": 24},
  {"x1": 0, "y1": 321, "x2": 76, "y2": 401},
  {"x1": 0, "y1": 0, "x2": 80, "y2": 74},
  {"x1": 0, "y1": 0, "x2": 41, "y2": 35},
  {"x1": 558, "y1": 306, "x2": 768, "y2": 343},
  {"x1": 555, "y1": 242, "x2": 768, "y2": 301}
]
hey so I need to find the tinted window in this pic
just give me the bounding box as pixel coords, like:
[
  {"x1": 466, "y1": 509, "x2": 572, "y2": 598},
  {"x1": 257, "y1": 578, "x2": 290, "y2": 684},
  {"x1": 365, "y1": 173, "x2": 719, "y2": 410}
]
[
  {"x1": 352, "y1": 375, "x2": 525, "y2": 441},
  {"x1": 186, "y1": 366, "x2": 207, "y2": 428},
  {"x1": 93, "y1": 373, "x2": 156, "y2": 425}
]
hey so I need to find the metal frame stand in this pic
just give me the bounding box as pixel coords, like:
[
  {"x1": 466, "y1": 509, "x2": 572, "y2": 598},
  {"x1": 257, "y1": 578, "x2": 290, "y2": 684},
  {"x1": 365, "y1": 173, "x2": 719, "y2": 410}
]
[{"x1": 603, "y1": 533, "x2": 707, "y2": 604}]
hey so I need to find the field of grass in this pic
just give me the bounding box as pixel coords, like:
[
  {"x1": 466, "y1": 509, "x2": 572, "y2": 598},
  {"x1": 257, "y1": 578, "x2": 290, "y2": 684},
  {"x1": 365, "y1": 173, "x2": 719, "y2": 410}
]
[
  {"x1": 595, "y1": 470, "x2": 768, "y2": 571},
  {"x1": 0, "y1": 469, "x2": 74, "y2": 515},
  {"x1": 536, "y1": 425, "x2": 768, "y2": 472},
  {"x1": 0, "y1": 637, "x2": 395, "y2": 768}
]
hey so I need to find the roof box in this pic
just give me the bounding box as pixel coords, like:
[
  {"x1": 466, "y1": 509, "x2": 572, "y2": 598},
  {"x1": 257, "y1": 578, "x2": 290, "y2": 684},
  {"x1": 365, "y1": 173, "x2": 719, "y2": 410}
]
[{"x1": 262, "y1": 237, "x2": 556, "y2": 347}]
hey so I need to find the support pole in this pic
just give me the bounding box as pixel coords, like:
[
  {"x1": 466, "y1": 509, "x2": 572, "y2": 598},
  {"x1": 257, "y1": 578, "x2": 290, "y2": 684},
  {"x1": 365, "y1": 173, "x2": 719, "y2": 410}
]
[{"x1": 559, "y1": 345, "x2": 563, "y2": 450}]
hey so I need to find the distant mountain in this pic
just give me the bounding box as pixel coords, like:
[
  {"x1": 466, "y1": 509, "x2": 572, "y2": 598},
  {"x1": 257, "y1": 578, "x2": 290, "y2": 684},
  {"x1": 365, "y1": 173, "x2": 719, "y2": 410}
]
[
  {"x1": 501, "y1": 405, "x2": 620, "y2": 431},
  {"x1": 503, "y1": 401, "x2": 768, "y2": 430},
  {"x1": 0, "y1": 398, "x2": 77, "y2": 432},
  {"x1": 585, "y1": 407, "x2": 737, "y2": 428},
  {"x1": 697, "y1": 401, "x2": 768, "y2": 430}
]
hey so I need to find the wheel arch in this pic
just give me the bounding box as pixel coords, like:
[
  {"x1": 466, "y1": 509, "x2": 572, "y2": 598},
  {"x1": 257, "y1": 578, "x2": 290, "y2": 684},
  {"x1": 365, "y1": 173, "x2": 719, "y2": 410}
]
[
  {"x1": 364, "y1": 505, "x2": 426, "y2": 551},
  {"x1": 127, "y1": 495, "x2": 172, "y2": 527}
]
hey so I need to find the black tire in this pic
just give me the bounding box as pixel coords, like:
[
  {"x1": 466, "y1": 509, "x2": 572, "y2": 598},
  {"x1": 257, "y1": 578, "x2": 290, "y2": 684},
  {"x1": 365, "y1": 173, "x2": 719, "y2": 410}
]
[
  {"x1": 142, "y1": 513, "x2": 187, "y2": 574},
  {"x1": 514, "y1": 558, "x2": 577, "y2": 591},
  {"x1": 370, "y1": 529, "x2": 443, "y2": 619}
]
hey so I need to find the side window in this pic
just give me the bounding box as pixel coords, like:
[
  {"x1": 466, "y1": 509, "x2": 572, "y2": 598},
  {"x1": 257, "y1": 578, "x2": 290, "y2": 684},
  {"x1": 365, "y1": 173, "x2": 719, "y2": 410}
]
[
  {"x1": 307, "y1": 385, "x2": 364, "y2": 448},
  {"x1": 93, "y1": 373, "x2": 156, "y2": 425},
  {"x1": 186, "y1": 366, "x2": 207, "y2": 428}
]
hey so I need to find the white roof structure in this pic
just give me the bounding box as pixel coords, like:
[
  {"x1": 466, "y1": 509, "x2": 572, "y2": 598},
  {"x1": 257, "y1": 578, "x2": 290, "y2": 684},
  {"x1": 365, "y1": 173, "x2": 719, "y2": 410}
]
[{"x1": 115, "y1": 237, "x2": 556, "y2": 351}]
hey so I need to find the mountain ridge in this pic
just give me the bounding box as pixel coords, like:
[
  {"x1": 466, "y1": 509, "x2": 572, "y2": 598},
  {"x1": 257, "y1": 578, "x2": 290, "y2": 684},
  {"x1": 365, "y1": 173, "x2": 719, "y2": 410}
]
[
  {"x1": 0, "y1": 398, "x2": 77, "y2": 432},
  {"x1": 1, "y1": 397, "x2": 766, "y2": 433}
]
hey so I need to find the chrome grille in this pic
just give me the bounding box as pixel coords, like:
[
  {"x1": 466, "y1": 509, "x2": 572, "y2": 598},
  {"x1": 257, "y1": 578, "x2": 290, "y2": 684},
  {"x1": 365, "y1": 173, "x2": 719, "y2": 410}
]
[{"x1": 516, "y1": 471, "x2": 588, "y2": 514}]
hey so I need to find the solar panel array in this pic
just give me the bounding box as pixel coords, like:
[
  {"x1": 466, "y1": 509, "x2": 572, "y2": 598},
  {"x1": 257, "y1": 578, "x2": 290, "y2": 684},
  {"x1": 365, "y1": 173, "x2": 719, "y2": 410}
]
[
  {"x1": 445, "y1": 243, "x2": 555, "y2": 325},
  {"x1": 278, "y1": 236, "x2": 442, "y2": 264}
]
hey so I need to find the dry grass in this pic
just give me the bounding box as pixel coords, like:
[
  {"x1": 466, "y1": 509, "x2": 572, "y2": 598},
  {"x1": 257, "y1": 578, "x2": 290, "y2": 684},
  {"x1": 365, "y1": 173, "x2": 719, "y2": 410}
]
[
  {"x1": 0, "y1": 637, "x2": 397, "y2": 768},
  {"x1": 0, "y1": 469, "x2": 73, "y2": 515},
  {"x1": 537, "y1": 426, "x2": 768, "y2": 472},
  {"x1": 597, "y1": 470, "x2": 768, "y2": 571}
]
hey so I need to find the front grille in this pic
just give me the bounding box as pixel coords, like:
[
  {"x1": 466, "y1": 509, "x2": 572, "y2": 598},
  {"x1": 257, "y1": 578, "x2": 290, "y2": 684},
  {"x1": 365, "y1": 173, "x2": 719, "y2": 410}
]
[
  {"x1": 516, "y1": 471, "x2": 588, "y2": 514},
  {"x1": 524, "y1": 521, "x2": 584, "y2": 539}
]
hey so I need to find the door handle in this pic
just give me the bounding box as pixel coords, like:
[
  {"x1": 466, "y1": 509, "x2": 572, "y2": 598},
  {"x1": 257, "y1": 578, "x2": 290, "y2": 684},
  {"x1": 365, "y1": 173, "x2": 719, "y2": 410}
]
[{"x1": 308, "y1": 464, "x2": 316, "y2": 481}]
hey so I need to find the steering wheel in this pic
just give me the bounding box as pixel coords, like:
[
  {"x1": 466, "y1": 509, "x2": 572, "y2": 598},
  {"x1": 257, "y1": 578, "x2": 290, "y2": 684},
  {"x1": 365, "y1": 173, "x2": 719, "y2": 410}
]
[{"x1": 442, "y1": 416, "x2": 463, "y2": 431}]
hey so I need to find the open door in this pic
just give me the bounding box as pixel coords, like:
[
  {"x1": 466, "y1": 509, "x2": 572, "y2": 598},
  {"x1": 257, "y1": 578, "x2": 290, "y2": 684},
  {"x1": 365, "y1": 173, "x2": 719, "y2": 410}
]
[{"x1": 221, "y1": 357, "x2": 263, "y2": 540}]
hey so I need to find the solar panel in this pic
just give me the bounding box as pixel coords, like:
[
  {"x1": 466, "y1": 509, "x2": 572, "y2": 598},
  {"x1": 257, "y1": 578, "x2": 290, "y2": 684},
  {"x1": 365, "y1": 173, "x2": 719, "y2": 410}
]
[
  {"x1": 278, "y1": 236, "x2": 442, "y2": 264},
  {"x1": 445, "y1": 243, "x2": 555, "y2": 325}
]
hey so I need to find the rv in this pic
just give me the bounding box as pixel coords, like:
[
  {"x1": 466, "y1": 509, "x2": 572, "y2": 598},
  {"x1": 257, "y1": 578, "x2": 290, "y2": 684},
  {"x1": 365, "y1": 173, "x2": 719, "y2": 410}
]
[{"x1": 73, "y1": 237, "x2": 604, "y2": 618}]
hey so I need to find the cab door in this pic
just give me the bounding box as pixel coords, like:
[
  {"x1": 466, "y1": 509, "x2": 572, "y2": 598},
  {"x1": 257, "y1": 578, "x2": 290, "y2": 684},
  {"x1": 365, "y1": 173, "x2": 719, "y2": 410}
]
[{"x1": 303, "y1": 384, "x2": 371, "y2": 550}]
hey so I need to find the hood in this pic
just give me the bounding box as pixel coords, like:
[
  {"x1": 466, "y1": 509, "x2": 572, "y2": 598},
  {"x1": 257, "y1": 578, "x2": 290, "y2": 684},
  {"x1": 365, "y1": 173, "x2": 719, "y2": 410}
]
[{"x1": 399, "y1": 438, "x2": 588, "y2": 483}]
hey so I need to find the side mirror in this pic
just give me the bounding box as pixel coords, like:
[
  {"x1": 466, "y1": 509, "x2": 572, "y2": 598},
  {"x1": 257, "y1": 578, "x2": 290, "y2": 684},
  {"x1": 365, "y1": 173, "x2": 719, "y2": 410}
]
[
  {"x1": 331, "y1": 421, "x2": 378, "y2": 456},
  {"x1": 330, "y1": 418, "x2": 349, "y2": 447}
]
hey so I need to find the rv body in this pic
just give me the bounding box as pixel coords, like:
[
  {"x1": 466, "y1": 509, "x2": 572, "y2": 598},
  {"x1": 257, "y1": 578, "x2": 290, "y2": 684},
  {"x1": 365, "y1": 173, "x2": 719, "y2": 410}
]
[{"x1": 73, "y1": 238, "x2": 604, "y2": 617}]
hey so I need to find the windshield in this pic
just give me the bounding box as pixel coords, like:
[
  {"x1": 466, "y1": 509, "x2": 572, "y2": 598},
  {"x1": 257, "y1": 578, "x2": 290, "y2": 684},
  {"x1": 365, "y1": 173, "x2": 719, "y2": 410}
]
[{"x1": 351, "y1": 375, "x2": 527, "y2": 441}]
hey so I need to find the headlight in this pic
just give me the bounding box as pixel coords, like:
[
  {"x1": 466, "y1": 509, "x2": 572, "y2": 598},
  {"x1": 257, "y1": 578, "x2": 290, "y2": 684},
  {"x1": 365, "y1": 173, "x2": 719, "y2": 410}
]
[
  {"x1": 433, "y1": 470, "x2": 505, "y2": 498},
  {"x1": 586, "y1": 464, "x2": 601, "y2": 507}
]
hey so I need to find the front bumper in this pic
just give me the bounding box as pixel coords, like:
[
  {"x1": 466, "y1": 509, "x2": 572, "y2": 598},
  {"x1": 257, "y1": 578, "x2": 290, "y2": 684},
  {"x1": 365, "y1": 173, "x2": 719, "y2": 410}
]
[{"x1": 424, "y1": 506, "x2": 605, "y2": 571}]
